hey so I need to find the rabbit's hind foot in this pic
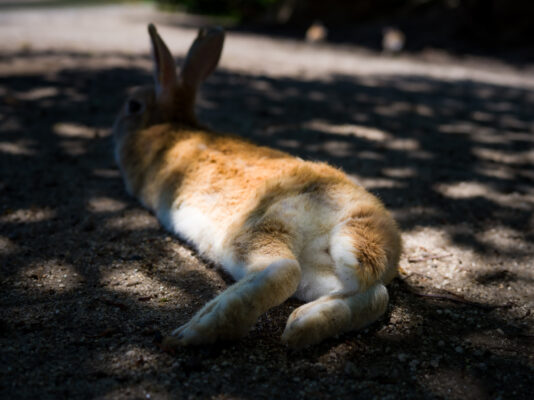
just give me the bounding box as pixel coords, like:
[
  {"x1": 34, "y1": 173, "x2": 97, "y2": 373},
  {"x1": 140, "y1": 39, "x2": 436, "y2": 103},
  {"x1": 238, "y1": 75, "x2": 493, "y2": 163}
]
[
  {"x1": 168, "y1": 258, "x2": 301, "y2": 346},
  {"x1": 282, "y1": 283, "x2": 389, "y2": 349}
]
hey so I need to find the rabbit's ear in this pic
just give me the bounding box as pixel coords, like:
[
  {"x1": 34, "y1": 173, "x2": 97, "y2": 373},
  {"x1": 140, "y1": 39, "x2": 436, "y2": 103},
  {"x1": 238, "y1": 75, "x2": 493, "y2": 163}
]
[
  {"x1": 148, "y1": 24, "x2": 177, "y2": 103},
  {"x1": 180, "y1": 27, "x2": 224, "y2": 91}
]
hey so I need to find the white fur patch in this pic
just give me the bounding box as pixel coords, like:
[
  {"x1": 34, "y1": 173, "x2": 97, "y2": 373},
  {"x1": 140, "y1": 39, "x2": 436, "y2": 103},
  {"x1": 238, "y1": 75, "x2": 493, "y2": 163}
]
[
  {"x1": 330, "y1": 232, "x2": 358, "y2": 269},
  {"x1": 295, "y1": 273, "x2": 342, "y2": 302},
  {"x1": 292, "y1": 227, "x2": 362, "y2": 301},
  {"x1": 296, "y1": 234, "x2": 339, "y2": 301},
  {"x1": 157, "y1": 201, "x2": 222, "y2": 256},
  {"x1": 329, "y1": 228, "x2": 361, "y2": 294},
  {"x1": 157, "y1": 201, "x2": 246, "y2": 280}
]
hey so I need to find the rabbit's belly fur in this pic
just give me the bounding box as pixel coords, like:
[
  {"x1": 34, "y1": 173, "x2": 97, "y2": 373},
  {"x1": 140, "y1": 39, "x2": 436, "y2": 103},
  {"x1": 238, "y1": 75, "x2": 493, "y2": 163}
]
[{"x1": 157, "y1": 190, "x2": 367, "y2": 303}]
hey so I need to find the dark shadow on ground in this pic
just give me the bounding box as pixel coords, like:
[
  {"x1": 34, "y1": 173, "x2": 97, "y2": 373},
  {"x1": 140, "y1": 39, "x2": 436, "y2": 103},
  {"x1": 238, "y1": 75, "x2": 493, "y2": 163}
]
[{"x1": 1, "y1": 50, "x2": 533, "y2": 399}]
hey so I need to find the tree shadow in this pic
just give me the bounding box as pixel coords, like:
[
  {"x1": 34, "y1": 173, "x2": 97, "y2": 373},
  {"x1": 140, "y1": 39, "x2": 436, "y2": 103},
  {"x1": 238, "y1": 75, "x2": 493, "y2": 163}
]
[{"x1": 0, "y1": 49, "x2": 533, "y2": 399}]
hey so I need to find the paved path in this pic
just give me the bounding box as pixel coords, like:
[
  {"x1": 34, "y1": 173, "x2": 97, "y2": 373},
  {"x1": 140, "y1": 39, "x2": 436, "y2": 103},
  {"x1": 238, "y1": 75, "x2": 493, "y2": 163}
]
[{"x1": 2, "y1": 3, "x2": 534, "y2": 86}]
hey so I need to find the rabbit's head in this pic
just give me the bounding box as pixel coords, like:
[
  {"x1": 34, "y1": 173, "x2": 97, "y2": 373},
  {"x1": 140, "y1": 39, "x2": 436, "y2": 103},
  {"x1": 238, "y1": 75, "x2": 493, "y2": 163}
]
[{"x1": 113, "y1": 24, "x2": 224, "y2": 144}]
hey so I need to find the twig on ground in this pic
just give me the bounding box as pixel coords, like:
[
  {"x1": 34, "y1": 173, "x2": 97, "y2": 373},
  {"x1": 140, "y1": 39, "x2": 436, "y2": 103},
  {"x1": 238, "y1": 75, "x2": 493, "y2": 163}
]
[
  {"x1": 399, "y1": 271, "x2": 432, "y2": 281},
  {"x1": 405, "y1": 285, "x2": 513, "y2": 309},
  {"x1": 408, "y1": 253, "x2": 452, "y2": 263}
]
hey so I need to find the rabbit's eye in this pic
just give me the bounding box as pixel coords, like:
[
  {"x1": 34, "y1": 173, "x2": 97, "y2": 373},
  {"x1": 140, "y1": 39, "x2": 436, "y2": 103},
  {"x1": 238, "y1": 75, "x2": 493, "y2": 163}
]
[{"x1": 126, "y1": 99, "x2": 144, "y2": 115}]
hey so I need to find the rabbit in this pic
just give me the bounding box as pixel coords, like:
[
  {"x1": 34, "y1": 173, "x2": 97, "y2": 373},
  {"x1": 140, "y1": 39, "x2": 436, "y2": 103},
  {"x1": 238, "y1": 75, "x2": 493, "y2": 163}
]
[{"x1": 112, "y1": 24, "x2": 402, "y2": 349}]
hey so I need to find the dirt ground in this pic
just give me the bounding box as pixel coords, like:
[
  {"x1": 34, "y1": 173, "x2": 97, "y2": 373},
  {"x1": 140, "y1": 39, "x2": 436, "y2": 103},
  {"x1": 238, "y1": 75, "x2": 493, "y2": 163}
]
[{"x1": 1, "y1": 3, "x2": 533, "y2": 400}]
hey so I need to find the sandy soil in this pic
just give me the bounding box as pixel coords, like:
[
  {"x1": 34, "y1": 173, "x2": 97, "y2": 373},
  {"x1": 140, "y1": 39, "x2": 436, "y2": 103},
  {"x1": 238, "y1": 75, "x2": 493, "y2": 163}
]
[{"x1": 1, "y1": 4, "x2": 533, "y2": 400}]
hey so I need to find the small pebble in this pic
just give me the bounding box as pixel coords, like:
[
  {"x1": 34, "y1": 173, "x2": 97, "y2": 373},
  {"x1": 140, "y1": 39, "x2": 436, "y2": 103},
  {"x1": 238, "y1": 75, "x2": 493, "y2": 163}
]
[
  {"x1": 397, "y1": 353, "x2": 408, "y2": 362},
  {"x1": 455, "y1": 346, "x2": 463, "y2": 353},
  {"x1": 126, "y1": 350, "x2": 136, "y2": 357}
]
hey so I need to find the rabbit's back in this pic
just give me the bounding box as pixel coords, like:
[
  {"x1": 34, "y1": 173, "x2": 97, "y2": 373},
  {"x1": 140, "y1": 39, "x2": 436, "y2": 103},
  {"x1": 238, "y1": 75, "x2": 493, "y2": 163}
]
[{"x1": 118, "y1": 124, "x2": 400, "y2": 302}]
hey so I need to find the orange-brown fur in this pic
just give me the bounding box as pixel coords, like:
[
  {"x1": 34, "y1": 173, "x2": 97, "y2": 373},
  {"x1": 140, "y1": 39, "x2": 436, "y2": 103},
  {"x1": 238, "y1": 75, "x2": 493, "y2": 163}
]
[{"x1": 118, "y1": 123, "x2": 400, "y2": 287}]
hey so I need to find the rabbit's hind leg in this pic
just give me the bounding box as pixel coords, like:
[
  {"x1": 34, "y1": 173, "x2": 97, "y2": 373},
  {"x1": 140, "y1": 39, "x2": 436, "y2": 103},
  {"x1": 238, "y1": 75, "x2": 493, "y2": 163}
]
[
  {"x1": 281, "y1": 283, "x2": 389, "y2": 349},
  {"x1": 166, "y1": 255, "x2": 301, "y2": 346}
]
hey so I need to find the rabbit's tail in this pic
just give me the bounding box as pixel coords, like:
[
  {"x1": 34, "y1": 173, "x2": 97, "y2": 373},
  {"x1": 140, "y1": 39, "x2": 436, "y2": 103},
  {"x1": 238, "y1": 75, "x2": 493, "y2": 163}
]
[{"x1": 329, "y1": 209, "x2": 400, "y2": 291}]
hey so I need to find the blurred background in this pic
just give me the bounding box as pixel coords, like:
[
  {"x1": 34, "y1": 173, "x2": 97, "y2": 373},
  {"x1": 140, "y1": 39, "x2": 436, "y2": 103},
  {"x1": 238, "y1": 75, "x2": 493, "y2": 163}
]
[
  {"x1": 154, "y1": 0, "x2": 534, "y2": 60},
  {"x1": 2, "y1": 0, "x2": 534, "y2": 60}
]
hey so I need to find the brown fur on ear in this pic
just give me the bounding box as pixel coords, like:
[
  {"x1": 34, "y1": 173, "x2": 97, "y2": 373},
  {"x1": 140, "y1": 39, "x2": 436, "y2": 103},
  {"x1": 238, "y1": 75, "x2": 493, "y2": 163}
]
[
  {"x1": 148, "y1": 23, "x2": 177, "y2": 105},
  {"x1": 180, "y1": 27, "x2": 225, "y2": 91},
  {"x1": 146, "y1": 25, "x2": 224, "y2": 126}
]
